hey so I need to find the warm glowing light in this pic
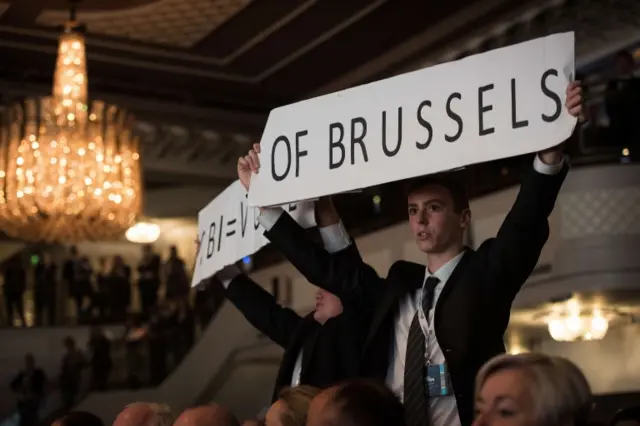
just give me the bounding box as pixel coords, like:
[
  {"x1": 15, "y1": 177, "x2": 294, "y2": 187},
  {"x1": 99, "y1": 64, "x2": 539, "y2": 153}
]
[
  {"x1": 546, "y1": 299, "x2": 610, "y2": 342},
  {"x1": 0, "y1": 25, "x2": 141, "y2": 242},
  {"x1": 126, "y1": 222, "x2": 161, "y2": 244},
  {"x1": 622, "y1": 147, "x2": 630, "y2": 157}
]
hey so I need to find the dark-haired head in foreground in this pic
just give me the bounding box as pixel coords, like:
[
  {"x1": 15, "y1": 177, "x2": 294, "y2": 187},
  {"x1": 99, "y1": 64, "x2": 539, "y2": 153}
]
[
  {"x1": 306, "y1": 379, "x2": 405, "y2": 426},
  {"x1": 52, "y1": 411, "x2": 104, "y2": 426}
]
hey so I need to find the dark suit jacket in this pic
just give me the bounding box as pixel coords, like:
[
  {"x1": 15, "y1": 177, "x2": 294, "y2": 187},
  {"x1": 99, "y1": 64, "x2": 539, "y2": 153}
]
[
  {"x1": 263, "y1": 164, "x2": 568, "y2": 426},
  {"x1": 225, "y1": 273, "x2": 366, "y2": 401}
]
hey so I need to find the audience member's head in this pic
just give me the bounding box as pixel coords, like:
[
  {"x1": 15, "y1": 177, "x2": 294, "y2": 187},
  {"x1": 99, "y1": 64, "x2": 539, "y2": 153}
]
[
  {"x1": 53, "y1": 411, "x2": 104, "y2": 426},
  {"x1": 174, "y1": 404, "x2": 239, "y2": 426},
  {"x1": 306, "y1": 380, "x2": 405, "y2": 426},
  {"x1": 474, "y1": 353, "x2": 592, "y2": 426},
  {"x1": 266, "y1": 385, "x2": 320, "y2": 426},
  {"x1": 610, "y1": 407, "x2": 640, "y2": 426},
  {"x1": 313, "y1": 289, "x2": 343, "y2": 324},
  {"x1": 113, "y1": 402, "x2": 174, "y2": 426}
]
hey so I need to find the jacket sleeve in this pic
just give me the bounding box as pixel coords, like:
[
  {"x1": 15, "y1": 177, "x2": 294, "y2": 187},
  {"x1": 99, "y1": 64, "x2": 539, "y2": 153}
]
[
  {"x1": 264, "y1": 213, "x2": 385, "y2": 305},
  {"x1": 225, "y1": 273, "x2": 302, "y2": 348},
  {"x1": 483, "y1": 160, "x2": 569, "y2": 300}
]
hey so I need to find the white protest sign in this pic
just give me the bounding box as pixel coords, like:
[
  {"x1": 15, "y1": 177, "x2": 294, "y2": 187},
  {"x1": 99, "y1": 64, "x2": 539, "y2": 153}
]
[
  {"x1": 249, "y1": 32, "x2": 576, "y2": 207},
  {"x1": 192, "y1": 180, "x2": 316, "y2": 286}
]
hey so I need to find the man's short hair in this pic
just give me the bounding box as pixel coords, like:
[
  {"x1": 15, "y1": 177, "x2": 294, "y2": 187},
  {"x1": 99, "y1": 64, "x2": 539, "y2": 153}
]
[
  {"x1": 324, "y1": 379, "x2": 405, "y2": 426},
  {"x1": 404, "y1": 173, "x2": 469, "y2": 213}
]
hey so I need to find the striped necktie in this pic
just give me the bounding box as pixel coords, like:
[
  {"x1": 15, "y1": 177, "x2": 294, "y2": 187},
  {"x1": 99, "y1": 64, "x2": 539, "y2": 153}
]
[{"x1": 403, "y1": 276, "x2": 440, "y2": 426}]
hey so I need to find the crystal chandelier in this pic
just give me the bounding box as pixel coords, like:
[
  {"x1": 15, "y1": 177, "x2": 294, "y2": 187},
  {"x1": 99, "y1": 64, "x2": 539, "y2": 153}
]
[
  {"x1": 546, "y1": 299, "x2": 610, "y2": 342},
  {"x1": 0, "y1": 3, "x2": 142, "y2": 242}
]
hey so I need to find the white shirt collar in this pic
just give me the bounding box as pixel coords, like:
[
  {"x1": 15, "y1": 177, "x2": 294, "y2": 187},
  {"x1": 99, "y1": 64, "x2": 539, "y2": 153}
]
[{"x1": 426, "y1": 250, "x2": 466, "y2": 284}]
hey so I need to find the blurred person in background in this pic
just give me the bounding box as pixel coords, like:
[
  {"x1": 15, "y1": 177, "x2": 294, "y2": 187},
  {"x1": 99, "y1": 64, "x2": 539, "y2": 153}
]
[
  {"x1": 59, "y1": 336, "x2": 87, "y2": 409},
  {"x1": 34, "y1": 252, "x2": 58, "y2": 326},
  {"x1": 110, "y1": 255, "x2": 132, "y2": 322},
  {"x1": 113, "y1": 402, "x2": 174, "y2": 426},
  {"x1": 605, "y1": 50, "x2": 640, "y2": 159},
  {"x1": 473, "y1": 353, "x2": 592, "y2": 426},
  {"x1": 74, "y1": 256, "x2": 94, "y2": 323},
  {"x1": 265, "y1": 385, "x2": 319, "y2": 426},
  {"x1": 138, "y1": 244, "x2": 162, "y2": 319},
  {"x1": 95, "y1": 257, "x2": 112, "y2": 322},
  {"x1": 165, "y1": 245, "x2": 189, "y2": 303},
  {"x1": 3, "y1": 254, "x2": 26, "y2": 326},
  {"x1": 88, "y1": 325, "x2": 112, "y2": 391},
  {"x1": 10, "y1": 354, "x2": 48, "y2": 426},
  {"x1": 174, "y1": 404, "x2": 240, "y2": 426},
  {"x1": 124, "y1": 314, "x2": 147, "y2": 389},
  {"x1": 62, "y1": 246, "x2": 80, "y2": 323}
]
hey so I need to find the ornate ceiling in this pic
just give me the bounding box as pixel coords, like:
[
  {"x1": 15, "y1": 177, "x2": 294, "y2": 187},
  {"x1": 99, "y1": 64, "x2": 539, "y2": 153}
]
[{"x1": 0, "y1": 0, "x2": 638, "y2": 218}]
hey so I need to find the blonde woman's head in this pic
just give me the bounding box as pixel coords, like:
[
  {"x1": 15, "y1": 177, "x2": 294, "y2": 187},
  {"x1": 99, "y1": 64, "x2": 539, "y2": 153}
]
[
  {"x1": 264, "y1": 385, "x2": 320, "y2": 426},
  {"x1": 473, "y1": 353, "x2": 592, "y2": 426}
]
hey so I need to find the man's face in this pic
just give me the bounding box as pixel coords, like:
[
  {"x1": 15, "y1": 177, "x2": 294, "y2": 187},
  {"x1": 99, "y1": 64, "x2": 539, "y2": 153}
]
[
  {"x1": 407, "y1": 184, "x2": 469, "y2": 254},
  {"x1": 313, "y1": 289, "x2": 343, "y2": 324}
]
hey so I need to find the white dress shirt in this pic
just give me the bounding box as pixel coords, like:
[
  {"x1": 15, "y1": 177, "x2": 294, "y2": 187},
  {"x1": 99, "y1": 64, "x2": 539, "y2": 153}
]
[
  {"x1": 221, "y1": 207, "x2": 350, "y2": 386},
  {"x1": 295, "y1": 155, "x2": 565, "y2": 426}
]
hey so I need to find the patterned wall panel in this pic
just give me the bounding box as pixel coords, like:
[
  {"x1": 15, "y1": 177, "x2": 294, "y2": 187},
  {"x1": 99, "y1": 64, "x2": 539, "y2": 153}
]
[
  {"x1": 560, "y1": 187, "x2": 640, "y2": 239},
  {"x1": 36, "y1": 0, "x2": 252, "y2": 48}
]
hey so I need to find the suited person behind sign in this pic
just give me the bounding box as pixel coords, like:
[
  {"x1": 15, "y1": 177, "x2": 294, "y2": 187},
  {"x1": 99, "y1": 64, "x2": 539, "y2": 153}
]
[
  {"x1": 241, "y1": 82, "x2": 583, "y2": 426},
  {"x1": 206, "y1": 197, "x2": 368, "y2": 403}
]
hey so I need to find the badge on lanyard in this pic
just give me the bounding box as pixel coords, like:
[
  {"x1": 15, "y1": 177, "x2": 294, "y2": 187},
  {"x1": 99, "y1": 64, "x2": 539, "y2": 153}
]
[{"x1": 425, "y1": 364, "x2": 452, "y2": 397}]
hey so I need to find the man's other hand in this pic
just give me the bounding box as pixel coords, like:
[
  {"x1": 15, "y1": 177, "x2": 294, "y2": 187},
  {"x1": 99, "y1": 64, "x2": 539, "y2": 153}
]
[
  {"x1": 237, "y1": 143, "x2": 261, "y2": 191},
  {"x1": 316, "y1": 196, "x2": 341, "y2": 227},
  {"x1": 539, "y1": 81, "x2": 584, "y2": 165}
]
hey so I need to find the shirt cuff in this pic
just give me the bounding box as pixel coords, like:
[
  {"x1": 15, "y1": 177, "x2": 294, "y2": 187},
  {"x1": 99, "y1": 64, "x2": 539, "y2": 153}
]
[
  {"x1": 319, "y1": 221, "x2": 351, "y2": 253},
  {"x1": 533, "y1": 154, "x2": 566, "y2": 176},
  {"x1": 257, "y1": 207, "x2": 285, "y2": 231},
  {"x1": 218, "y1": 264, "x2": 242, "y2": 289}
]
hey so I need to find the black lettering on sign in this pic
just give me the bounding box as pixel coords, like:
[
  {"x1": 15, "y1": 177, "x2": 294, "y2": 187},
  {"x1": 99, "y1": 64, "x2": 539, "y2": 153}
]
[
  {"x1": 240, "y1": 201, "x2": 249, "y2": 237},
  {"x1": 478, "y1": 84, "x2": 495, "y2": 136},
  {"x1": 288, "y1": 203, "x2": 297, "y2": 212},
  {"x1": 510, "y1": 78, "x2": 529, "y2": 129},
  {"x1": 540, "y1": 69, "x2": 561, "y2": 123},
  {"x1": 254, "y1": 209, "x2": 261, "y2": 230},
  {"x1": 198, "y1": 231, "x2": 205, "y2": 265},
  {"x1": 350, "y1": 117, "x2": 368, "y2": 165},
  {"x1": 295, "y1": 130, "x2": 308, "y2": 178},
  {"x1": 382, "y1": 108, "x2": 402, "y2": 157},
  {"x1": 445, "y1": 93, "x2": 463, "y2": 142},
  {"x1": 217, "y1": 215, "x2": 224, "y2": 252},
  {"x1": 226, "y1": 218, "x2": 237, "y2": 237},
  {"x1": 416, "y1": 100, "x2": 433, "y2": 150},
  {"x1": 271, "y1": 136, "x2": 291, "y2": 182},
  {"x1": 329, "y1": 123, "x2": 345, "y2": 170},
  {"x1": 206, "y1": 223, "x2": 215, "y2": 259}
]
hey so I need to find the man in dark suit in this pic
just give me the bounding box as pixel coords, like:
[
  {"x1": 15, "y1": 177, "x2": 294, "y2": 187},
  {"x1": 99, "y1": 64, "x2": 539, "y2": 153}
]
[
  {"x1": 207, "y1": 197, "x2": 366, "y2": 402},
  {"x1": 239, "y1": 83, "x2": 583, "y2": 426}
]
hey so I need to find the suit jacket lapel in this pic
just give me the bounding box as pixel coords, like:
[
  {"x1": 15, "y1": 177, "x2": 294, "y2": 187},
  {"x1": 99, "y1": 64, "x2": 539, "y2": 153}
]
[
  {"x1": 364, "y1": 263, "x2": 425, "y2": 353},
  {"x1": 435, "y1": 248, "x2": 473, "y2": 312}
]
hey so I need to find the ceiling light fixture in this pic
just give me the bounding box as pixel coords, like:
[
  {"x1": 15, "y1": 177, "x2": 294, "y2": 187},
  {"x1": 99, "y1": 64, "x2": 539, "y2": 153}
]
[{"x1": 0, "y1": 0, "x2": 141, "y2": 242}]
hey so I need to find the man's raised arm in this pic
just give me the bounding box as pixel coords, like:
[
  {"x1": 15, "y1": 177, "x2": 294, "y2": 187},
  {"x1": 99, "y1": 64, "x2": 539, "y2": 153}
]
[
  {"x1": 238, "y1": 145, "x2": 382, "y2": 302},
  {"x1": 485, "y1": 81, "x2": 583, "y2": 299}
]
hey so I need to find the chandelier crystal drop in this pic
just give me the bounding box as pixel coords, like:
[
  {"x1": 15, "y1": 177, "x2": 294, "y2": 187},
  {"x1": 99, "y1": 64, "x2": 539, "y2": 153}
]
[{"x1": 0, "y1": 23, "x2": 142, "y2": 242}]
